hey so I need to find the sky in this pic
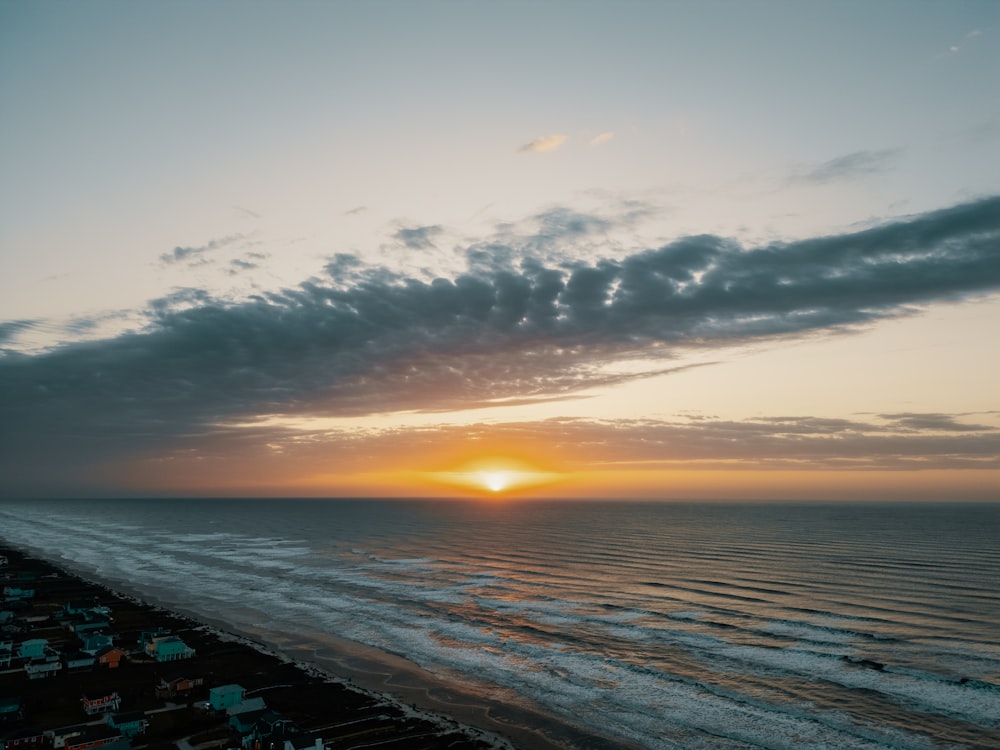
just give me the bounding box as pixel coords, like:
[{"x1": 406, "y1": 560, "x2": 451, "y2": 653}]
[{"x1": 1, "y1": 0, "x2": 999, "y2": 500}]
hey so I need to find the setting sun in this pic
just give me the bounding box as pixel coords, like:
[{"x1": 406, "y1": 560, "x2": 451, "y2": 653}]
[
  {"x1": 479, "y1": 471, "x2": 511, "y2": 492},
  {"x1": 425, "y1": 458, "x2": 562, "y2": 496}
]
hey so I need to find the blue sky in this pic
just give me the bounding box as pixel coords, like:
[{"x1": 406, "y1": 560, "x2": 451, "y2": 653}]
[{"x1": 1, "y1": 1, "x2": 998, "y2": 498}]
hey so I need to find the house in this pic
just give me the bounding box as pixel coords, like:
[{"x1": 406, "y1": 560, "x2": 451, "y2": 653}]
[
  {"x1": 71, "y1": 620, "x2": 111, "y2": 637},
  {"x1": 63, "y1": 652, "x2": 95, "y2": 673},
  {"x1": 144, "y1": 636, "x2": 194, "y2": 662},
  {"x1": 25, "y1": 659, "x2": 62, "y2": 680},
  {"x1": 105, "y1": 713, "x2": 146, "y2": 739},
  {"x1": 81, "y1": 635, "x2": 114, "y2": 655},
  {"x1": 227, "y1": 697, "x2": 266, "y2": 717},
  {"x1": 95, "y1": 647, "x2": 126, "y2": 670},
  {"x1": 284, "y1": 736, "x2": 325, "y2": 750},
  {"x1": 45, "y1": 726, "x2": 86, "y2": 750},
  {"x1": 63, "y1": 727, "x2": 127, "y2": 750},
  {"x1": 241, "y1": 711, "x2": 298, "y2": 750},
  {"x1": 208, "y1": 684, "x2": 245, "y2": 711},
  {"x1": 16, "y1": 640, "x2": 47, "y2": 660},
  {"x1": 1, "y1": 588, "x2": 34, "y2": 602},
  {"x1": 154, "y1": 674, "x2": 203, "y2": 699},
  {"x1": 80, "y1": 693, "x2": 120, "y2": 716},
  {"x1": 228, "y1": 710, "x2": 265, "y2": 736},
  {"x1": 0, "y1": 698, "x2": 22, "y2": 723},
  {"x1": 61, "y1": 603, "x2": 110, "y2": 619},
  {"x1": 0, "y1": 727, "x2": 46, "y2": 750},
  {"x1": 0, "y1": 643, "x2": 11, "y2": 669}
]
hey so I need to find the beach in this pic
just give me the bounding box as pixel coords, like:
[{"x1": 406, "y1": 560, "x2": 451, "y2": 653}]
[{"x1": 0, "y1": 542, "x2": 536, "y2": 750}]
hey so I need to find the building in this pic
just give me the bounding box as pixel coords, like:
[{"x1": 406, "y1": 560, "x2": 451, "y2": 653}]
[
  {"x1": 0, "y1": 698, "x2": 22, "y2": 723},
  {"x1": 106, "y1": 713, "x2": 146, "y2": 739},
  {"x1": 0, "y1": 727, "x2": 46, "y2": 750},
  {"x1": 208, "y1": 684, "x2": 245, "y2": 711},
  {"x1": 144, "y1": 636, "x2": 194, "y2": 662},
  {"x1": 63, "y1": 727, "x2": 127, "y2": 750},
  {"x1": 154, "y1": 675, "x2": 203, "y2": 699},
  {"x1": 81, "y1": 693, "x2": 121, "y2": 716},
  {"x1": 95, "y1": 647, "x2": 127, "y2": 670},
  {"x1": 16, "y1": 640, "x2": 47, "y2": 660},
  {"x1": 62, "y1": 652, "x2": 95, "y2": 672}
]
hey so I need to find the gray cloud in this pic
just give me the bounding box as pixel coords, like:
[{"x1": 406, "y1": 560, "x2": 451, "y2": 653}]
[
  {"x1": 0, "y1": 320, "x2": 36, "y2": 347},
  {"x1": 2, "y1": 195, "x2": 1000, "y2": 494},
  {"x1": 394, "y1": 225, "x2": 443, "y2": 250},
  {"x1": 792, "y1": 149, "x2": 900, "y2": 184},
  {"x1": 159, "y1": 233, "x2": 246, "y2": 265}
]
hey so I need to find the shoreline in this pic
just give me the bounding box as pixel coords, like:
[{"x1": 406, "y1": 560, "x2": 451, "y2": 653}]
[{"x1": 0, "y1": 540, "x2": 616, "y2": 750}]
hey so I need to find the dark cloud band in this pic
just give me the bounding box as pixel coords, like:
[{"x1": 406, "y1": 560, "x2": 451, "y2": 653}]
[{"x1": 1, "y1": 196, "x2": 999, "y2": 494}]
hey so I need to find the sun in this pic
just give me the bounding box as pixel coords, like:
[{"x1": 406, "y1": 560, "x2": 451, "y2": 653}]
[
  {"x1": 426, "y1": 457, "x2": 562, "y2": 496},
  {"x1": 478, "y1": 471, "x2": 513, "y2": 493}
]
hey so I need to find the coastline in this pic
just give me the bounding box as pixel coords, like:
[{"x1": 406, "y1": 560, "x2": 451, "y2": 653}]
[
  {"x1": 0, "y1": 541, "x2": 617, "y2": 750},
  {"x1": 0, "y1": 542, "x2": 525, "y2": 750}
]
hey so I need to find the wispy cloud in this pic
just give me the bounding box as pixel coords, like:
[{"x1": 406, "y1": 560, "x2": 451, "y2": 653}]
[
  {"x1": 791, "y1": 149, "x2": 899, "y2": 184},
  {"x1": 394, "y1": 225, "x2": 444, "y2": 250},
  {"x1": 2, "y1": 195, "x2": 1000, "y2": 493},
  {"x1": 159, "y1": 233, "x2": 246, "y2": 265},
  {"x1": 589, "y1": 132, "x2": 615, "y2": 146},
  {"x1": 518, "y1": 134, "x2": 568, "y2": 153},
  {"x1": 344, "y1": 205, "x2": 368, "y2": 216}
]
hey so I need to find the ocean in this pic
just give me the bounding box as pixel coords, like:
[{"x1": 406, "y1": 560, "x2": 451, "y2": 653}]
[{"x1": 1, "y1": 499, "x2": 997, "y2": 749}]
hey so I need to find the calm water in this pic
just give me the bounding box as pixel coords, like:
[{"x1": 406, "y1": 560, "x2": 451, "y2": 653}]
[{"x1": 1, "y1": 499, "x2": 998, "y2": 749}]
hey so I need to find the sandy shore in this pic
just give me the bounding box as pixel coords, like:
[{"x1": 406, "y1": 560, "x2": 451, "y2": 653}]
[
  {"x1": 0, "y1": 542, "x2": 623, "y2": 750},
  {"x1": 0, "y1": 543, "x2": 515, "y2": 750}
]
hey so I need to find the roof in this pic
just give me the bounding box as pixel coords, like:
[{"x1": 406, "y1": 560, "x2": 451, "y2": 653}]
[
  {"x1": 210, "y1": 683, "x2": 244, "y2": 693},
  {"x1": 65, "y1": 726, "x2": 121, "y2": 746},
  {"x1": 109, "y1": 712, "x2": 145, "y2": 724}
]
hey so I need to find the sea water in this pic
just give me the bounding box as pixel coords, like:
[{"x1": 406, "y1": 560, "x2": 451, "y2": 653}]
[{"x1": 1, "y1": 499, "x2": 997, "y2": 749}]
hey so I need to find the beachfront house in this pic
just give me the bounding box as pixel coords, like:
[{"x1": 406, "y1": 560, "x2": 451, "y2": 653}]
[
  {"x1": 81, "y1": 693, "x2": 121, "y2": 716},
  {"x1": 228, "y1": 709, "x2": 265, "y2": 736},
  {"x1": 154, "y1": 674, "x2": 203, "y2": 699},
  {"x1": 144, "y1": 635, "x2": 194, "y2": 662},
  {"x1": 63, "y1": 727, "x2": 129, "y2": 750},
  {"x1": 82, "y1": 635, "x2": 114, "y2": 655},
  {"x1": 1, "y1": 588, "x2": 34, "y2": 602},
  {"x1": 16, "y1": 640, "x2": 47, "y2": 660},
  {"x1": 106, "y1": 713, "x2": 147, "y2": 738},
  {"x1": 45, "y1": 725, "x2": 87, "y2": 749},
  {"x1": 284, "y1": 736, "x2": 325, "y2": 750},
  {"x1": 95, "y1": 647, "x2": 127, "y2": 669},
  {"x1": 227, "y1": 697, "x2": 266, "y2": 717},
  {"x1": 241, "y1": 711, "x2": 298, "y2": 750},
  {"x1": 24, "y1": 658, "x2": 62, "y2": 679},
  {"x1": 0, "y1": 697, "x2": 22, "y2": 723},
  {"x1": 72, "y1": 619, "x2": 111, "y2": 637},
  {"x1": 62, "y1": 651, "x2": 96, "y2": 672},
  {"x1": 0, "y1": 727, "x2": 46, "y2": 750},
  {"x1": 209, "y1": 684, "x2": 245, "y2": 711}
]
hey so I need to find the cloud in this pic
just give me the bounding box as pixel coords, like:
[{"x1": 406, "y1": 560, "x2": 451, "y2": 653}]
[
  {"x1": 159, "y1": 234, "x2": 246, "y2": 265},
  {"x1": 518, "y1": 134, "x2": 568, "y2": 153},
  {"x1": 99, "y1": 412, "x2": 1000, "y2": 499},
  {"x1": 0, "y1": 320, "x2": 36, "y2": 347},
  {"x1": 792, "y1": 149, "x2": 899, "y2": 184},
  {"x1": 2, "y1": 195, "x2": 1000, "y2": 494},
  {"x1": 393, "y1": 225, "x2": 444, "y2": 250},
  {"x1": 344, "y1": 206, "x2": 368, "y2": 216},
  {"x1": 590, "y1": 132, "x2": 615, "y2": 146}
]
